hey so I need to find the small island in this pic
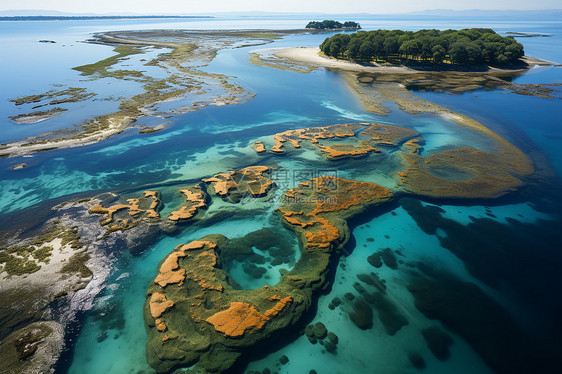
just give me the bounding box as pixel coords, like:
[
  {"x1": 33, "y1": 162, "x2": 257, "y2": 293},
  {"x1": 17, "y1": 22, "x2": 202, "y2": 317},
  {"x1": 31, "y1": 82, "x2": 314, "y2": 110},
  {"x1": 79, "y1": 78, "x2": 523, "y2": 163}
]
[
  {"x1": 306, "y1": 20, "x2": 361, "y2": 30},
  {"x1": 320, "y1": 28, "x2": 524, "y2": 66}
]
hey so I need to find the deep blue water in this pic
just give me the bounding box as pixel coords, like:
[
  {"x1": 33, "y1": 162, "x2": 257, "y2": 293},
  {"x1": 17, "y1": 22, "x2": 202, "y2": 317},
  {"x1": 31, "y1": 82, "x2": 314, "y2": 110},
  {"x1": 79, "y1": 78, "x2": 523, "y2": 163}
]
[{"x1": 0, "y1": 15, "x2": 561, "y2": 374}]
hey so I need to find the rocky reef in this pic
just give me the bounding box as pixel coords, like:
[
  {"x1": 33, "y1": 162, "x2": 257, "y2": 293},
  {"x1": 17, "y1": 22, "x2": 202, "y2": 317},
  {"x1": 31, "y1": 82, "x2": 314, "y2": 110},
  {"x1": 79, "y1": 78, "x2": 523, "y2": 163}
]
[{"x1": 144, "y1": 176, "x2": 393, "y2": 373}]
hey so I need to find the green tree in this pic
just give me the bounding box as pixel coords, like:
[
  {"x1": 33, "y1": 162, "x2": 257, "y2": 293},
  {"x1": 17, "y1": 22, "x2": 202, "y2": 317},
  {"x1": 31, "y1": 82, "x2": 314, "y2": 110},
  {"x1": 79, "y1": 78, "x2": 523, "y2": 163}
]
[
  {"x1": 432, "y1": 45, "x2": 446, "y2": 63},
  {"x1": 344, "y1": 38, "x2": 362, "y2": 59},
  {"x1": 359, "y1": 41, "x2": 375, "y2": 61},
  {"x1": 449, "y1": 41, "x2": 468, "y2": 64},
  {"x1": 399, "y1": 40, "x2": 421, "y2": 59}
]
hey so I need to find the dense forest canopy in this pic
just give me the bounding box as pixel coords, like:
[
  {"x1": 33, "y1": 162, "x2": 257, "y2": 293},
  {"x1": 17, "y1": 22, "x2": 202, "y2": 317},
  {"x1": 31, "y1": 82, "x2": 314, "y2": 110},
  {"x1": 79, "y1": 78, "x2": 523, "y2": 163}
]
[
  {"x1": 319, "y1": 28, "x2": 525, "y2": 66},
  {"x1": 306, "y1": 20, "x2": 361, "y2": 30}
]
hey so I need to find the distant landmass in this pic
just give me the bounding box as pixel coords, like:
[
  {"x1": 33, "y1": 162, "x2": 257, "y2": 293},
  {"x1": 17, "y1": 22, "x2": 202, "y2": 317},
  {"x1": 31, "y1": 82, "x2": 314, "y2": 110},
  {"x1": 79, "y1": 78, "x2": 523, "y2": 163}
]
[
  {"x1": 0, "y1": 15, "x2": 212, "y2": 21},
  {"x1": 1, "y1": 9, "x2": 562, "y2": 19}
]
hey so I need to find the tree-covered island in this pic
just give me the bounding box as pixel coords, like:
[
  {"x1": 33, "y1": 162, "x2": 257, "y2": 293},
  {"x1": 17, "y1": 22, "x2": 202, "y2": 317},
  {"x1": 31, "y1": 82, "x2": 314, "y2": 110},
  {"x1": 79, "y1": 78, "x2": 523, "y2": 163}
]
[
  {"x1": 320, "y1": 28, "x2": 524, "y2": 66},
  {"x1": 306, "y1": 20, "x2": 361, "y2": 30}
]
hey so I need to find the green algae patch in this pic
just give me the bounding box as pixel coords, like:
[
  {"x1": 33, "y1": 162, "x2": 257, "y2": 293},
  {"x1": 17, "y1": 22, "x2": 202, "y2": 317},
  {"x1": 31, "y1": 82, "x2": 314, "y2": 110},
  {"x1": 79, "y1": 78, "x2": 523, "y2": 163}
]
[
  {"x1": 72, "y1": 45, "x2": 144, "y2": 77},
  {"x1": 0, "y1": 321, "x2": 61, "y2": 374},
  {"x1": 59, "y1": 251, "x2": 92, "y2": 278},
  {"x1": 9, "y1": 107, "x2": 67, "y2": 124},
  {"x1": 0, "y1": 226, "x2": 82, "y2": 277},
  {"x1": 10, "y1": 87, "x2": 95, "y2": 107}
]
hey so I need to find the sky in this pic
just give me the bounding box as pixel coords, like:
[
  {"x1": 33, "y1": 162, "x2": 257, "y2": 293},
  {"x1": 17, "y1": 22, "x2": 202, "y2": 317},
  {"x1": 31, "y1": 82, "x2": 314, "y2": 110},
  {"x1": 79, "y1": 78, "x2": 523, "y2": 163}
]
[{"x1": 1, "y1": 0, "x2": 561, "y2": 15}]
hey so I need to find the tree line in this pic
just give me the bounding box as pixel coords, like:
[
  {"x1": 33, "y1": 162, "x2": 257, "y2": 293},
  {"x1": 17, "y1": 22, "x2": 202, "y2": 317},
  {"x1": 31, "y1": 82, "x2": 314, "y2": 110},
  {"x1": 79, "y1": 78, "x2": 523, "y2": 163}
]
[
  {"x1": 319, "y1": 28, "x2": 524, "y2": 66},
  {"x1": 306, "y1": 20, "x2": 361, "y2": 30}
]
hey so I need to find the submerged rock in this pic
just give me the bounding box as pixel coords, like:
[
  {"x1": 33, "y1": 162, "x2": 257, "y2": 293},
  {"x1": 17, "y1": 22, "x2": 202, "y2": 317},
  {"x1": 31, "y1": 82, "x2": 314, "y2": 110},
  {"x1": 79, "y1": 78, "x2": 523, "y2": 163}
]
[
  {"x1": 312, "y1": 322, "x2": 327, "y2": 340},
  {"x1": 348, "y1": 299, "x2": 373, "y2": 330},
  {"x1": 422, "y1": 326, "x2": 454, "y2": 361},
  {"x1": 367, "y1": 252, "x2": 383, "y2": 268},
  {"x1": 408, "y1": 352, "x2": 426, "y2": 370}
]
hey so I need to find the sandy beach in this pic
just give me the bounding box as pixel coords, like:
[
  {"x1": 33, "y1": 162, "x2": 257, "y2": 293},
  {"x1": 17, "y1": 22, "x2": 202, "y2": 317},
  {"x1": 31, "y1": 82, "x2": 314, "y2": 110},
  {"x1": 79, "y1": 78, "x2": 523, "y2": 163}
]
[
  {"x1": 272, "y1": 47, "x2": 549, "y2": 73},
  {"x1": 273, "y1": 47, "x2": 415, "y2": 73}
]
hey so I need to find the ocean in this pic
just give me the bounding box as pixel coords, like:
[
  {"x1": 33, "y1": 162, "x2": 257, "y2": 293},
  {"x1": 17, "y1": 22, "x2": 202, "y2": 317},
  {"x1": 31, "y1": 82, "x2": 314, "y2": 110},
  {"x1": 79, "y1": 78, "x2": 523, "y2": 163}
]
[{"x1": 0, "y1": 15, "x2": 561, "y2": 374}]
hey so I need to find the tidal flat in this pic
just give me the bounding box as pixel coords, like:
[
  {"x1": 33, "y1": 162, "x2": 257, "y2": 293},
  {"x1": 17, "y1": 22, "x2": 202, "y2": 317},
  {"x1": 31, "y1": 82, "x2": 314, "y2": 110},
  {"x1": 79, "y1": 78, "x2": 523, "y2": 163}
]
[{"x1": 1, "y1": 17, "x2": 562, "y2": 374}]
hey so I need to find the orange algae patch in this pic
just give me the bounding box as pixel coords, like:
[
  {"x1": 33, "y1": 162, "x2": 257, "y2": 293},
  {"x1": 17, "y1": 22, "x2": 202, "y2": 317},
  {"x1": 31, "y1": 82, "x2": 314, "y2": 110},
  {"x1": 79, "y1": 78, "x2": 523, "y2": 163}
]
[
  {"x1": 150, "y1": 292, "x2": 174, "y2": 318},
  {"x1": 203, "y1": 166, "x2": 274, "y2": 199},
  {"x1": 303, "y1": 216, "x2": 340, "y2": 248},
  {"x1": 252, "y1": 141, "x2": 266, "y2": 153},
  {"x1": 318, "y1": 143, "x2": 379, "y2": 159},
  {"x1": 88, "y1": 190, "x2": 162, "y2": 231},
  {"x1": 180, "y1": 240, "x2": 216, "y2": 251},
  {"x1": 402, "y1": 138, "x2": 422, "y2": 153},
  {"x1": 154, "y1": 240, "x2": 218, "y2": 287},
  {"x1": 154, "y1": 266, "x2": 186, "y2": 287},
  {"x1": 256, "y1": 123, "x2": 419, "y2": 160},
  {"x1": 155, "y1": 319, "x2": 167, "y2": 332},
  {"x1": 279, "y1": 176, "x2": 393, "y2": 250},
  {"x1": 168, "y1": 186, "x2": 206, "y2": 221},
  {"x1": 206, "y1": 296, "x2": 293, "y2": 338},
  {"x1": 206, "y1": 302, "x2": 267, "y2": 337},
  {"x1": 144, "y1": 191, "x2": 161, "y2": 218},
  {"x1": 311, "y1": 176, "x2": 393, "y2": 213},
  {"x1": 89, "y1": 204, "x2": 129, "y2": 225},
  {"x1": 264, "y1": 296, "x2": 293, "y2": 317}
]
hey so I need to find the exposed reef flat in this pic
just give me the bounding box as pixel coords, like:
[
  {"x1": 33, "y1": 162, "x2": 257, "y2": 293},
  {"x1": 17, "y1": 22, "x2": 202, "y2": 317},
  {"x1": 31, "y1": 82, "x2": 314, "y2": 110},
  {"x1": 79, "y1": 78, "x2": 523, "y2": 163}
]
[
  {"x1": 9, "y1": 107, "x2": 67, "y2": 124},
  {"x1": 144, "y1": 176, "x2": 393, "y2": 373},
  {"x1": 0, "y1": 30, "x2": 304, "y2": 158},
  {"x1": 341, "y1": 78, "x2": 535, "y2": 198}
]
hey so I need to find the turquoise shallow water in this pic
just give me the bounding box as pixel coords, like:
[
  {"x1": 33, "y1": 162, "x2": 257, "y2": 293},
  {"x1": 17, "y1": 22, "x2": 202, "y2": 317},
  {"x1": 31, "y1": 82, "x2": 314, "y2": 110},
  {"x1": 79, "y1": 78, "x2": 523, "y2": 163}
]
[{"x1": 1, "y1": 15, "x2": 561, "y2": 374}]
